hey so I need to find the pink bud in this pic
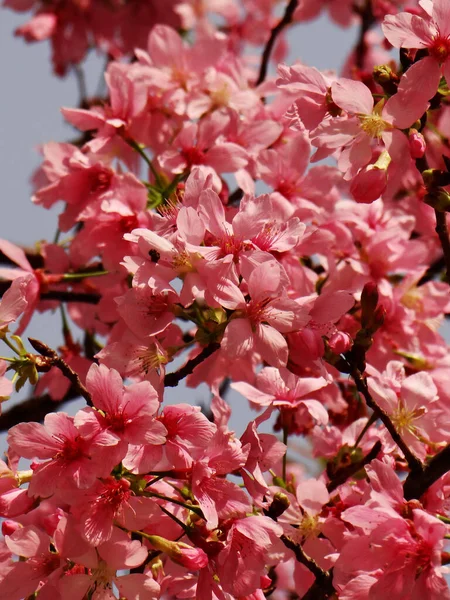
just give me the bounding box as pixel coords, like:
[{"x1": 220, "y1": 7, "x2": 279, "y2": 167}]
[
  {"x1": 288, "y1": 329, "x2": 324, "y2": 363},
  {"x1": 2, "y1": 520, "x2": 20, "y2": 536},
  {"x1": 350, "y1": 167, "x2": 387, "y2": 203},
  {"x1": 328, "y1": 331, "x2": 353, "y2": 354},
  {"x1": 178, "y1": 546, "x2": 209, "y2": 569},
  {"x1": 409, "y1": 129, "x2": 426, "y2": 159},
  {"x1": 260, "y1": 574, "x2": 273, "y2": 589}
]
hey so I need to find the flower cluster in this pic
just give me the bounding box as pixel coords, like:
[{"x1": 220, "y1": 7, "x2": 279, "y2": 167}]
[{"x1": 2, "y1": 0, "x2": 450, "y2": 598}]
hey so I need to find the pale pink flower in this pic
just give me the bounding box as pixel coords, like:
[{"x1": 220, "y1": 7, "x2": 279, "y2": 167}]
[
  {"x1": 232, "y1": 367, "x2": 329, "y2": 425},
  {"x1": 191, "y1": 429, "x2": 251, "y2": 529},
  {"x1": 7, "y1": 412, "x2": 119, "y2": 497},
  {"x1": 383, "y1": 0, "x2": 450, "y2": 104},
  {"x1": 72, "y1": 476, "x2": 158, "y2": 546},
  {"x1": 2, "y1": 525, "x2": 64, "y2": 599},
  {"x1": 79, "y1": 363, "x2": 167, "y2": 447},
  {"x1": 218, "y1": 260, "x2": 310, "y2": 368},
  {"x1": 368, "y1": 364, "x2": 449, "y2": 459},
  {"x1": 217, "y1": 516, "x2": 285, "y2": 597}
]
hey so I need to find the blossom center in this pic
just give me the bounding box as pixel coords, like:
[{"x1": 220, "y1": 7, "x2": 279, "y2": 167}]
[
  {"x1": 210, "y1": 83, "x2": 231, "y2": 107},
  {"x1": 251, "y1": 223, "x2": 282, "y2": 252},
  {"x1": 54, "y1": 435, "x2": 84, "y2": 462},
  {"x1": 391, "y1": 402, "x2": 425, "y2": 435},
  {"x1": 98, "y1": 479, "x2": 131, "y2": 510},
  {"x1": 429, "y1": 35, "x2": 450, "y2": 62},
  {"x1": 359, "y1": 114, "x2": 389, "y2": 138},
  {"x1": 246, "y1": 298, "x2": 271, "y2": 325},
  {"x1": 183, "y1": 146, "x2": 206, "y2": 166}
]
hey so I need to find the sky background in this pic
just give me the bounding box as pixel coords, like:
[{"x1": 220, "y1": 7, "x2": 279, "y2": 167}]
[{"x1": 0, "y1": 9, "x2": 359, "y2": 453}]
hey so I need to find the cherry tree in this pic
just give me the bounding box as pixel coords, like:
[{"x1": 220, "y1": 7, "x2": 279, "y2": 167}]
[{"x1": 2, "y1": 0, "x2": 450, "y2": 598}]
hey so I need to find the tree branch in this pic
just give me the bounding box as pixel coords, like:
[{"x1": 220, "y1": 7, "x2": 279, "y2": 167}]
[
  {"x1": 256, "y1": 0, "x2": 299, "y2": 86},
  {"x1": 0, "y1": 248, "x2": 44, "y2": 269},
  {"x1": 280, "y1": 535, "x2": 334, "y2": 599},
  {"x1": 403, "y1": 443, "x2": 450, "y2": 500},
  {"x1": 354, "y1": 0, "x2": 375, "y2": 70},
  {"x1": 0, "y1": 387, "x2": 79, "y2": 432},
  {"x1": 434, "y1": 210, "x2": 450, "y2": 283},
  {"x1": 164, "y1": 343, "x2": 220, "y2": 387},
  {"x1": 0, "y1": 280, "x2": 101, "y2": 304},
  {"x1": 327, "y1": 440, "x2": 382, "y2": 493},
  {"x1": 349, "y1": 365, "x2": 423, "y2": 474},
  {"x1": 28, "y1": 338, "x2": 93, "y2": 406}
]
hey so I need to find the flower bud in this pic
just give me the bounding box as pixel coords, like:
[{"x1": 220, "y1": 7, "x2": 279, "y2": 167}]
[
  {"x1": 350, "y1": 166, "x2": 387, "y2": 204},
  {"x1": 2, "y1": 520, "x2": 20, "y2": 536},
  {"x1": 408, "y1": 129, "x2": 426, "y2": 159},
  {"x1": 266, "y1": 491, "x2": 290, "y2": 519},
  {"x1": 424, "y1": 188, "x2": 450, "y2": 212},
  {"x1": 328, "y1": 331, "x2": 353, "y2": 354},
  {"x1": 145, "y1": 534, "x2": 208, "y2": 569},
  {"x1": 288, "y1": 329, "x2": 324, "y2": 363}
]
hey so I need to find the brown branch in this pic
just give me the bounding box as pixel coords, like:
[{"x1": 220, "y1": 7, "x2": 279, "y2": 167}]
[
  {"x1": 0, "y1": 280, "x2": 101, "y2": 304},
  {"x1": 0, "y1": 249, "x2": 44, "y2": 270},
  {"x1": 349, "y1": 365, "x2": 423, "y2": 474},
  {"x1": 164, "y1": 343, "x2": 220, "y2": 387},
  {"x1": 327, "y1": 440, "x2": 382, "y2": 493},
  {"x1": 28, "y1": 338, "x2": 93, "y2": 406},
  {"x1": 0, "y1": 387, "x2": 79, "y2": 432},
  {"x1": 434, "y1": 210, "x2": 450, "y2": 283},
  {"x1": 403, "y1": 443, "x2": 450, "y2": 500},
  {"x1": 418, "y1": 255, "x2": 445, "y2": 285},
  {"x1": 41, "y1": 290, "x2": 101, "y2": 304},
  {"x1": 354, "y1": 1, "x2": 376, "y2": 70},
  {"x1": 280, "y1": 535, "x2": 334, "y2": 599},
  {"x1": 256, "y1": 0, "x2": 299, "y2": 86}
]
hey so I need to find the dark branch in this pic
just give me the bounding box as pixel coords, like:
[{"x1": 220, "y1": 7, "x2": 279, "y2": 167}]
[
  {"x1": 256, "y1": 0, "x2": 299, "y2": 86},
  {"x1": 327, "y1": 440, "x2": 382, "y2": 493},
  {"x1": 280, "y1": 535, "x2": 334, "y2": 599},
  {"x1": 434, "y1": 210, "x2": 450, "y2": 283},
  {"x1": 418, "y1": 255, "x2": 445, "y2": 285},
  {"x1": 28, "y1": 338, "x2": 93, "y2": 406},
  {"x1": 354, "y1": 1, "x2": 376, "y2": 70},
  {"x1": 0, "y1": 387, "x2": 79, "y2": 432},
  {"x1": 349, "y1": 365, "x2": 423, "y2": 474},
  {"x1": 0, "y1": 249, "x2": 44, "y2": 270},
  {"x1": 41, "y1": 290, "x2": 101, "y2": 304},
  {"x1": 0, "y1": 280, "x2": 101, "y2": 304},
  {"x1": 164, "y1": 343, "x2": 220, "y2": 387},
  {"x1": 404, "y1": 443, "x2": 450, "y2": 500}
]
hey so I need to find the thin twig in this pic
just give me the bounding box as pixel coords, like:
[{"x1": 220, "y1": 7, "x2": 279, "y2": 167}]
[
  {"x1": 164, "y1": 343, "x2": 220, "y2": 387},
  {"x1": 28, "y1": 338, "x2": 93, "y2": 406},
  {"x1": 74, "y1": 64, "x2": 88, "y2": 108},
  {"x1": 0, "y1": 387, "x2": 79, "y2": 432},
  {"x1": 354, "y1": 0, "x2": 376, "y2": 70},
  {"x1": 349, "y1": 365, "x2": 423, "y2": 474},
  {"x1": 280, "y1": 535, "x2": 334, "y2": 599},
  {"x1": 0, "y1": 281, "x2": 101, "y2": 304},
  {"x1": 256, "y1": 0, "x2": 299, "y2": 86},
  {"x1": 434, "y1": 210, "x2": 450, "y2": 283},
  {"x1": 404, "y1": 443, "x2": 450, "y2": 500},
  {"x1": 327, "y1": 440, "x2": 382, "y2": 493}
]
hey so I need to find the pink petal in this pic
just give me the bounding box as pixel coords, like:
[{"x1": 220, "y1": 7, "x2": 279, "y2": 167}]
[
  {"x1": 331, "y1": 79, "x2": 374, "y2": 115},
  {"x1": 61, "y1": 107, "x2": 105, "y2": 131},
  {"x1": 231, "y1": 382, "x2": 275, "y2": 406},
  {"x1": 382, "y1": 13, "x2": 432, "y2": 48},
  {"x1": 254, "y1": 323, "x2": 288, "y2": 367},
  {"x1": 432, "y1": 0, "x2": 450, "y2": 37},
  {"x1": 222, "y1": 318, "x2": 254, "y2": 357},
  {"x1": 0, "y1": 239, "x2": 31, "y2": 271},
  {"x1": 6, "y1": 525, "x2": 48, "y2": 557},
  {"x1": 86, "y1": 363, "x2": 123, "y2": 413}
]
